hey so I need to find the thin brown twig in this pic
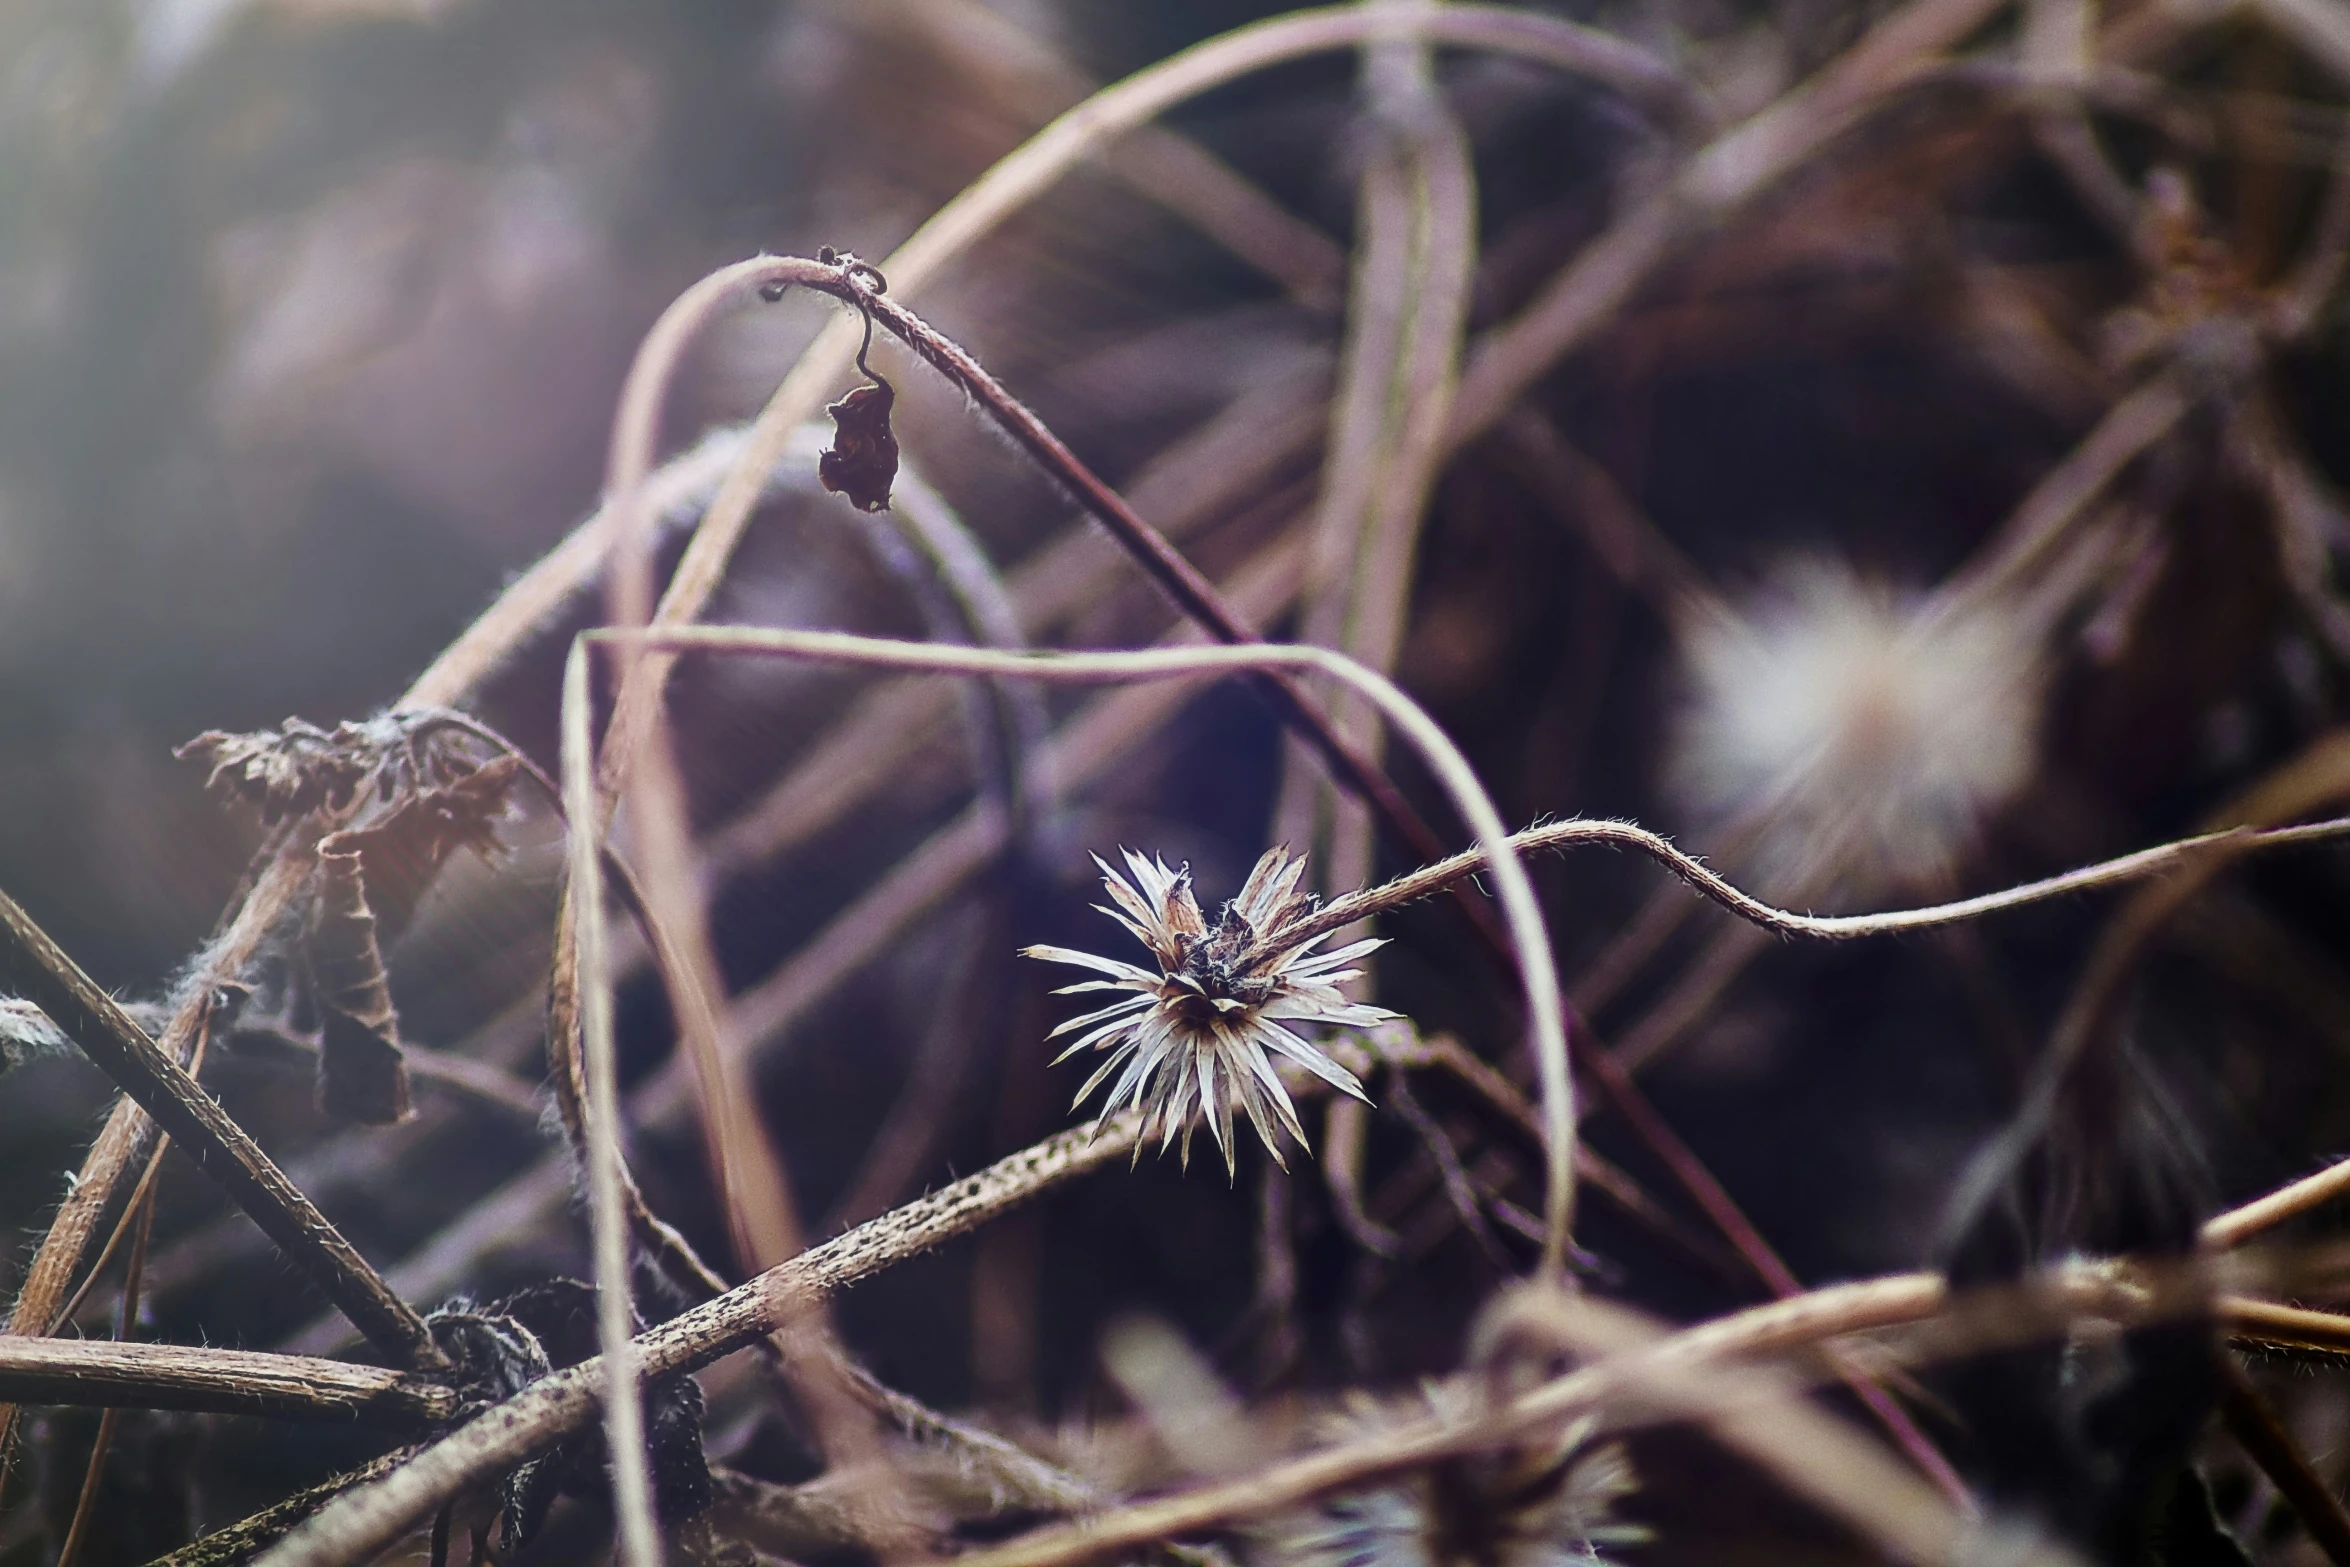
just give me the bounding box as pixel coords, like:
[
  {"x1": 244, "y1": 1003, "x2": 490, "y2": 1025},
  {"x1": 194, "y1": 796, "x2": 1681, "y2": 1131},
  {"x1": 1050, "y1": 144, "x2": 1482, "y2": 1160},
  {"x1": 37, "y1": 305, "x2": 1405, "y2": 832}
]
[
  {"x1": 1446, "y1": 0, "x2": 2019, "y2": 445},
  {"x1": 844, "y1": 0, "x2": 1349, "y2": 307},
  {"x1": 1386, "y1": 1032, "x2": 1728, "y2": 1273},
  {"x1": 961, "y1": 1259, "x2": 2350, "y2": 1567},
  {"x1": 258, "y1": 1113, "x2": 1149, "y2": 1567},
  {"x1": 2225, "y1": 1297, "x2": 2350, "y2": 1356},
  {"x1": 0, "y1": 1337, "x2": 458, "y2": 1425},
  {"x1": 227, "y1": 1029, "x2": 545, "y2": 1121},
  {"x1": 1948, "y1": 733, "x2": 2350, "y2": 1246},
  {"x1": 254, "y1": 1158, "x2": 2340, "y2": 1567},
  {"x1": 589, "y1": 0, "x2": 1703, "y2": 953},
  {"x1": 1285, "y1": 5, "x2": 1479, "y2": 901},
  {"x1": 145, "y1": 985, "x2": 547, "y2": 1325},
  {"x1": 589, "y1": 255, "x2": 938, "y2": 1553},
  {"x1": 2207, "y1": 1149, "x2": 2350, "y2": 1250},
  {"x1": 594, "y1": 253, "x2": 816, "y2": 1278},
  {"x1": 55, "y1": 1172, "x2": 155, "y2": 1567},
  {"x1": 151, "y1": 1446, "x2": 427, "y2": 1567},
  {"x1": 399, "y1": 422, "x2": 775, "y2": 710},
  {"x1": 0, "y1": 843, "x2": 304, "y2": 1470},
  {"x1": 701, "y1": 364, "x2": 1327, "y2": 876},
  {"x1": 44, "y1": 1101, "x2": 171, "y2": 1335},
  {"x1": 1502, "y1": 1288, "x2": 1981, "y2": 1566},
  {"x1": 1247, "y1": 812, "x2": 2350, "y2": 964},
  {"x1": 1569, "y1": 1014, "x2": 1974, "y2": 1505},
  {"x1": 0, "y1": 885, "x2": 446, "y2": 1373},
  {"x1": 819, "y1": 260, "x2": 1508, "y2": 939},
  {"x1": 1944, "y1": 371, "x2": 2194, "y2": 612},
  {"x1": 909, "y1": 1269, "x2": 2064, "y2": 1567},
  {"x1": 2218, "y1": 1358, "x2": 2350, "y2": 1566},
  {"x1": 1605, "y1": 919, "x2": 1773, "y2": 1074},
  {"x1": 582, "y1": 627, "x2": 1578, "y2": 1269}
]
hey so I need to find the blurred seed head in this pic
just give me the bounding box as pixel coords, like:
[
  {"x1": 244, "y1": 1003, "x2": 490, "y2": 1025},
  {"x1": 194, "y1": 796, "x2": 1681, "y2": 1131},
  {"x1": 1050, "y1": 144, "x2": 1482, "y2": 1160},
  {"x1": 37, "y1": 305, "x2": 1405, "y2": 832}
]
[
  {"x1": 1668, "y1": 558, "x2": 2049, "y2": 893},
  {"x1": 1271, "y1": 1380, "x2": 1645, "y2": 1567}
]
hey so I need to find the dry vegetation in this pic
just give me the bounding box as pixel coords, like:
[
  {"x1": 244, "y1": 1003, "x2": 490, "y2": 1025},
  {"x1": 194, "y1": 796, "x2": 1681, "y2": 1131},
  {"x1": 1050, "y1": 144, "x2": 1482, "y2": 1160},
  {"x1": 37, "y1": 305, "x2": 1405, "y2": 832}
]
[{"x1": 9, "y1": 0, "x2": 2350, "y2": 1562}]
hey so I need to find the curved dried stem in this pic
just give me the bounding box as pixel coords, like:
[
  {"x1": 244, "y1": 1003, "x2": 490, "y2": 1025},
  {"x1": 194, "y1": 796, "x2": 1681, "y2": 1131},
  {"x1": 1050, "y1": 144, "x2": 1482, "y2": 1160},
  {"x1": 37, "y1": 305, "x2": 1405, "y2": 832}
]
[
  {"x1": 1253, "y1": 812, "x2": 2350, "y2": 963},
  {"x1": 580, "y1": 627, "x2": 1577, "y2": 1272},
  {"x1": 587, "y1": 258, "x2": 938, "y2": 1555},
  {"x1": 557, "y1": 642, "x2": 663, "y2": 1567},
  {"x1": 391, "y1": 0, "x2": 1691, "y2": 766},
  {"x1": 281, "y1": 535, "x2": 1312, "y2": 1346}
]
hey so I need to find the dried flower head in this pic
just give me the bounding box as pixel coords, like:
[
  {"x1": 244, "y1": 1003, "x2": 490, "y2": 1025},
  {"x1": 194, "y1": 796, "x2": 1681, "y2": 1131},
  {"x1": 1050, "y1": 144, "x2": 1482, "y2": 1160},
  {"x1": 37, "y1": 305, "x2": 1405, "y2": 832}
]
[
  {"x1": 1023, "y1": 846, "x2": 1388, "y2": 1173},
  {"x1": 1669, "y1": 557, "x2": 2049, "y2": 893},
  {"x1": 1273, "y1": 1381, "x2": 1646, "y2": 1567}
]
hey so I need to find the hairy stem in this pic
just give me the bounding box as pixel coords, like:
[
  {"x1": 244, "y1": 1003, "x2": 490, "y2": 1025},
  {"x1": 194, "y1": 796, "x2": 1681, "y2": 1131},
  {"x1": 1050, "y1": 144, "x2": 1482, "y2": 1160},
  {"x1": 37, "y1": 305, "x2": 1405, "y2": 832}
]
[{"x1": 0, "y1": 886, "x2": 445, "y2": 1372}]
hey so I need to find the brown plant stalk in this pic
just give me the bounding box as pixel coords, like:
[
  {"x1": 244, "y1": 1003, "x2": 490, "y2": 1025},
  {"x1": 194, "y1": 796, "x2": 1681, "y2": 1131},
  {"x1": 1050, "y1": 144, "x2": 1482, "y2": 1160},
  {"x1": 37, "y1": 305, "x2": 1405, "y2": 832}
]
[
  {"x1": 0, "y1": 1338, "x2": 457, "y2": 1426},
  {"x1": 576, "y1": 628, "x2": 1577, "y2": 1264},
  {"x1": 257, "y1": 1112, "x2": 1149, "y2": 1567},
  {"x1": 250, "y1": 1037, "x2": 2350, "y2": 1567},
  {"x1": 0, "y1": 886, "x2": 445, "y2": 1373}
]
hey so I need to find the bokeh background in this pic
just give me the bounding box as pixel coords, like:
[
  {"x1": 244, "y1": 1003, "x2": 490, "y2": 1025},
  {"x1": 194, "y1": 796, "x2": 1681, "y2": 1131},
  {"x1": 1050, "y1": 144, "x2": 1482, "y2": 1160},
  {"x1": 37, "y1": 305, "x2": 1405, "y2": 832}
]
[{"x1": 6, "y1": 0, "x2": 2350, "y2": 1559}]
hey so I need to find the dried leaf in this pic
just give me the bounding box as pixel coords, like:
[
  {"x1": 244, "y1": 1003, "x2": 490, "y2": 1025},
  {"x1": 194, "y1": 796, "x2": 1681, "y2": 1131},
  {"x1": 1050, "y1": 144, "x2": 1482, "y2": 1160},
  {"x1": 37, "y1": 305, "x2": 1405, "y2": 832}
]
[
  {"x1": 301, "y1": 757, "x2": 522, "y2": 1123},
  {"x1": 309, "y1": 832, "x2": 410, "y2": 1125},
  {"x1": 339, "y1": 756, "x2": 523, "y2": 942},
  {"x1": 818, "y1": 378, "x2": 899, "y2": 512},
  {"x1": 175, "y1": 710, "x2": 492, "y2": 826},
  {"x1": 176, "y1": 719, "x2": 377, "y2": 824}
]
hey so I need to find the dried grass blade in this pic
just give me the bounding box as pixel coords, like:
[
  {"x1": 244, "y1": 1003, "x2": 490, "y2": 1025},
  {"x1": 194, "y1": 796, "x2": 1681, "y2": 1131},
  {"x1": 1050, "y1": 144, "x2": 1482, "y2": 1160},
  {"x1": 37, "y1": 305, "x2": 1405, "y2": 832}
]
[
  {"x1": 1283, "y1": 1, "x2": 1479, "y2": 903},
  {"x1": 558, "y1": 639, "x2": 664, "y2": 1567}
]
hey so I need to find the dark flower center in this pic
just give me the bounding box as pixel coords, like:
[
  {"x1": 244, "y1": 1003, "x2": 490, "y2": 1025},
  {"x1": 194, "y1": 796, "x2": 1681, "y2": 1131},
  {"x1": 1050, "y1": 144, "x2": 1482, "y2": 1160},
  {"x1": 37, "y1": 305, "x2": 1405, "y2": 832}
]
[{"x1": 1170, "y1": 908, "x2": 1282, "y2": 1010}]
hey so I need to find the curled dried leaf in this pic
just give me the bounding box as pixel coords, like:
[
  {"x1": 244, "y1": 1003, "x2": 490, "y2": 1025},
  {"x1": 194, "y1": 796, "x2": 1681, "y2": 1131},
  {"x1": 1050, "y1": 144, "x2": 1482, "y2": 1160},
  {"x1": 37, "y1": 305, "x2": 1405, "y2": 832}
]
[
  {"x1": 819, "y1": 378, "x2": 899, "y2": 512},
  {"x1": 309, "y1": 833, "x2": 410, "y2": 1125},
  {"x1": 338, "y1": 757, "x2": 523, "y2": 942},
  {"x1": 303, "y1": 757, "x2": 521, "y2": 1124},
  {"x1": 175, "y1": 710, "x2": 494, "y2": 826},
  {"x1": 176, "y1": 719, "x2": 376, "y2": 824},
  {"x1": 818, "y1": 262, "x2": 899, "y2": 512}
]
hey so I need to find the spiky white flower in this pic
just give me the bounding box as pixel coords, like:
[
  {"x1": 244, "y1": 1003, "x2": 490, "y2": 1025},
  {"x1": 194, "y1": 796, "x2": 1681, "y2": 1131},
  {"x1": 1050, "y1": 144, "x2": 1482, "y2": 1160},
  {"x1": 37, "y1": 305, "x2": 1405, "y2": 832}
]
[
  {"x1": 1023, "y1": 846, "x2": 1389, "y2": 1173},
  {"x1": 1275, "y1": 1382, "x2": 1646, "y2": 1567},
  {"x1": 1670, "y1": 558, "x2": 2050, "y2": 893}
]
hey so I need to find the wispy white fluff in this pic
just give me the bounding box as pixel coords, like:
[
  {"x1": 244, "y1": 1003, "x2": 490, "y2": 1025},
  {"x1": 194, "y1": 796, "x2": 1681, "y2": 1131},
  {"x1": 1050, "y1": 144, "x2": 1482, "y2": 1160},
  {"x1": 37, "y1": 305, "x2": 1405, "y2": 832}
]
[{"x1": 1670, "y1": 559, "x2": 2049, "y2": 891}]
